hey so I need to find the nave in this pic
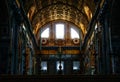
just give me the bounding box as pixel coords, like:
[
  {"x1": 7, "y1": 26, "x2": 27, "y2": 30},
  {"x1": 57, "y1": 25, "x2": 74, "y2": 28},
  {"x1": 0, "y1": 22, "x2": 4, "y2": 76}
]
[{"x1": 0, "y1": 0, "x2": 120, "y2": 81}]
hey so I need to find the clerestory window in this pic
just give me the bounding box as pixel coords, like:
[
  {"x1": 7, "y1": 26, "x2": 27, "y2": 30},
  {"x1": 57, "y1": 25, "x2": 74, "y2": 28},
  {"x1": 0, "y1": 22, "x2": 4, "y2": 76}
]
[
  {"x1": 71, "y1": 28, "x2": 79, "y2": 39},
  {"x1": 41, "y1": 28, "x2": 49, "y2": 38},
  {"x1": 55, "y1": 24, "x2": 64, "y2": 39}
]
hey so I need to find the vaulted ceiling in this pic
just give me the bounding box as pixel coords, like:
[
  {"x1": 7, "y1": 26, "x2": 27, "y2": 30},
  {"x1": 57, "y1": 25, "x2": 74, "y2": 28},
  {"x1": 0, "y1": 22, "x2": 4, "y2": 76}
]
[{"x1": 22, "y1": 0, "x2": 96, "y2": 36}]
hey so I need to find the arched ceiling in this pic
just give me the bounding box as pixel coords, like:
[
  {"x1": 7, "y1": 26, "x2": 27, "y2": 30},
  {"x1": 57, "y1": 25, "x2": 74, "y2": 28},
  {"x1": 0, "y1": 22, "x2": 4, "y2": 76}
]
[{"x1": 23, "y1": 0, "x2": 96, "y2": 36}]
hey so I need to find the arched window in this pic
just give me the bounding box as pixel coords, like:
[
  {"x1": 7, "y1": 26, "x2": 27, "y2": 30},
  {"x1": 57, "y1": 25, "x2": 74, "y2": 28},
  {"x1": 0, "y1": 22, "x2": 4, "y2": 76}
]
[
  {"x1": 41, "y1": 28, "x2": 49, "y2": 38},
  {"x1": 39, "y1": 21, "x2": 82, "y2": 41},
  {"x1": 71, "y1": 28, "x2": 79, "y2": 39}
]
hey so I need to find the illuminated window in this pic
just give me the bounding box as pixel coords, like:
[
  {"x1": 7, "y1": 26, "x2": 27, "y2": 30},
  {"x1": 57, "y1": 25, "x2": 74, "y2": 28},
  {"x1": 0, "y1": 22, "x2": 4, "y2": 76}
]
[
  {"x1": 41, "y1": 28, "x2": 49, "y2": 38},
  {"x1": 73, "y1": 61, "x2": 80, "y2": 70},
  {"x1": 41, "y1": 61, "x2": 47, "y2": 71},
  {"x1": 56, "y1": 61, "x2": 64, "y2": 71},
  {"x1": 55, "y1": 24, "x2": 64, "y2": 39},
  {"x1": 71, "y1": 28, "x2": 79, "y2": 39}
]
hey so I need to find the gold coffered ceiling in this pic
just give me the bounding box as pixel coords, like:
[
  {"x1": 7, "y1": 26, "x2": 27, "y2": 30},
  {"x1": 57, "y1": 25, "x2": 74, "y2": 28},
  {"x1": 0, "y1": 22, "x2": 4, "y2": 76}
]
[{"x1": 24, "y1": 0, "x2": 95, "y2": 36}]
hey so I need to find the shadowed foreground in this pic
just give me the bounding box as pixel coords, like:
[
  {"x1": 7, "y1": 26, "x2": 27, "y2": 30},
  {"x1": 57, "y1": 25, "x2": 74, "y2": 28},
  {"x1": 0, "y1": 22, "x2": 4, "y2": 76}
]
[{"x1": 0, "y1": 75, "x2": 120, "y2": 82}]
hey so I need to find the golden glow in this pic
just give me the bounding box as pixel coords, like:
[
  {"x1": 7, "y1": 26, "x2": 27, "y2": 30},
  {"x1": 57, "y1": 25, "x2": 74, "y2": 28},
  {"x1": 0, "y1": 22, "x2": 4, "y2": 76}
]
[
  {"x1": 90, "y1": 13, "x2": 92, "y2": 18},
  {"x1": 32, "y1": 5, "x2": 89, "y2": 37},
  {"x1": 35, "y1": 23, "x2": 40, "y2": 33},
  {"x1": 27, "y1": 6, "x2": 36, "y2": 20},
  {"x1": 33, "y1": 23, "x2": 40, "y2": 36},
  {"x1": 80, "y1": 22, "x2": 87, "y2": 35},
  {"x1": 63, "y1": 50, "x2": 80, "y2": 54},
  {"x1": 84, "y1": 5, "x2": 92, "y2": 20},
  {"x1": 39, "y1": 50, "x2": 80, "y2": 55}
]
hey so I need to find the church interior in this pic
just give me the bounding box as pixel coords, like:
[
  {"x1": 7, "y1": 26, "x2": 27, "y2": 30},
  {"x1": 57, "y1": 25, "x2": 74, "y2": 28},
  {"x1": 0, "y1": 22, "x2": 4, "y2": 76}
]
[{"x1": 0, "y1": 0, "x2": 120, "y2": 81}]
